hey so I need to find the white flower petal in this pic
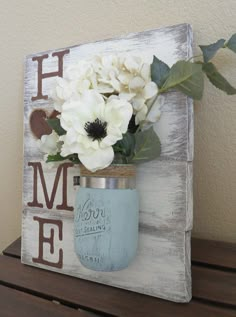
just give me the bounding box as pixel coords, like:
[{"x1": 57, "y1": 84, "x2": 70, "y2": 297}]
[
  {"x1": 97, "y1": 84, "x2": 114, "y2": 94},
  {"x1": 146, "y1": 95, "x2": 164, "y2": 123},
  {"x1": 124, "y1": 56, "x2": 142, "y2": 73},
  {"x1": 50, "y1": 77, "x2": 74, "y2": 112},
  {"x1": 105, "y1": 98, "x2": 133, "y2": 134},
  {"x1": 80, "y1": 90, "x2": 105, "y2": 112},
  {"x1": 38, "y1": 131, "x2": 60, "y2": 155},
  {"x1": 143, "y1": 82, "x2": 158, "y2": 99},
  {"x1": 129, "y1": 76, "x2": 145, "y2": 91},
  {"x1": 135, "y1": 106, "x2": 148, "y2": 125},
  {"x1": 140, "y1": 63, "x2": 151, "y2": 81},
  {"x1": 118, "y1": 72, "x2": 133, "y2": 85},
  {"x1": 132, "y1": 97, "x2": 145, "y2": 111},
  {"x1": 119, "y1": 92, "x2": 136, "y2": 101},
  {"x1": 101, "y1": 127, "x2": 122, "y2": 148},
  {"x1": 79, "y1": 146, "x2": 114, "y2": 172}
]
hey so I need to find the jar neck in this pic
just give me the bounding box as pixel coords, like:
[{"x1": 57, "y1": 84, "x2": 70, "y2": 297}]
[
  {"x1": 79, "y1": 164, "x2": 136, "y2": 178},
  {"x1": 80, "y1": 175, "x2": 136, "y2": 189},
  {"x1": 78, "y1": 164, "x2": 136, "y2": 189}
]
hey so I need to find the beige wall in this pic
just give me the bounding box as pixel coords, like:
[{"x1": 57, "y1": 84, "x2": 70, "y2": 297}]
[{"x1": 0, "y1": 0, "x2": 235, "y2": 252}]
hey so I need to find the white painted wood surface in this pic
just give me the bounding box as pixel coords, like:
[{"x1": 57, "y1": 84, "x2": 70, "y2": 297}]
[
  {"x1": 22, "y1": 208, "x2": 191, "y2": 302},
  {"x1": 22, "y1": 23, "x2": 193, "y2": 302}
]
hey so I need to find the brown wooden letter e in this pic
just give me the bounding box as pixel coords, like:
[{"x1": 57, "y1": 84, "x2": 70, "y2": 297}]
[
  {"x1": 33, "y1": 216, "x2": 63, "y2": 269},
  {"x1": 31, "y1": 49, "x2": 70, "y2": 101}
]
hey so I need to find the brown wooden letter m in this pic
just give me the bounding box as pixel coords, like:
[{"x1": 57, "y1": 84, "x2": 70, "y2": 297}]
[
  {"x1": 31, "y1": 49, "x2": 70, "y2": 101},
  {"x1": 27, "y1": 162, "x2": 74, "y2": 211}
]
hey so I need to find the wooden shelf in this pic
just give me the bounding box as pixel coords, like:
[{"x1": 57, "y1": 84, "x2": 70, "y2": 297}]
[{"x1": 0, "y1": 237, "x2": 236, "y2": 317}]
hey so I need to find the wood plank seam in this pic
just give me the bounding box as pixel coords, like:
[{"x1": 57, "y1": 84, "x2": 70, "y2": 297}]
[
  {"x1": 0, "y1": 278, "x2": 110, "y2": 317},
  {"x1": 0, "y1": 278, "x2": 235, "y2": 317},
  {"x1": 192, "y1": 261, "x2": 236, "y2": 273},
  {"x1": 1, "y1": 254, "x2": 235, "y2": 308},
  {"x1": 192, "y1": 297, "x2": 236, "y2": 311}
]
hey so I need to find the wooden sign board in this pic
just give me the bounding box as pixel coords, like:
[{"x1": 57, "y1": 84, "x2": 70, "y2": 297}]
[{"x1": 22, "y1": 23, "x2": 193, "y2": 303}]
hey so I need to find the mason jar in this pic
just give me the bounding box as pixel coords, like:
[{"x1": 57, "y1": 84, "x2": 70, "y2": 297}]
[{"x1": 74, "y1": 164, "x2": 139, "y2": 272}]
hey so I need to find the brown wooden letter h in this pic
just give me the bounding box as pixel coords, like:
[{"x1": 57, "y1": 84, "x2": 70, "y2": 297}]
[{"x1": 31, "y1": 49, "x2": 70, "y2": 101}]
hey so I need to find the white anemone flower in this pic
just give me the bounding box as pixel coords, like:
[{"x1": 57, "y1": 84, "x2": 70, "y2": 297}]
[
  {"x1": 59, "y1": 90, "x2": 133, "y2": 172},
  {"x1": 37, "y1": 131, "x2": 61, "y2": 155}
]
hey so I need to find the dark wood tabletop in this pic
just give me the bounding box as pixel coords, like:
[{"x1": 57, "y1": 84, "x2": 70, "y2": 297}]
[{"x1": 0, "y1": 237, "x2": 235, "y2": 317}]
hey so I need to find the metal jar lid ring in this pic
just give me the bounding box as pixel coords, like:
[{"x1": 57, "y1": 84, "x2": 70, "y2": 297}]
[{"x1": 79, "y1": 176, "x2": 136, "y2": 189}]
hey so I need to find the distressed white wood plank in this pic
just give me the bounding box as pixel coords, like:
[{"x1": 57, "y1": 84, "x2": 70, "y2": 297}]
[
  {"x1": 22, "y1": 209, "x2": 191, "y2": 303},
  {"x1": 137, "y1": 161, "x2": 193, "y2": 231},
  {"x1": 23, "y1": 160, "x2": 193, "y2": 231},
  {"x1": 24, "y1": 23, "x2": 193, "y2": 161}
]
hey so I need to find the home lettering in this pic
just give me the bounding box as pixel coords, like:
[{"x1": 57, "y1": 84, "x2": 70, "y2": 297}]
[{"x1": 27, "y1": 162, "x2": 74, "y2": 211}]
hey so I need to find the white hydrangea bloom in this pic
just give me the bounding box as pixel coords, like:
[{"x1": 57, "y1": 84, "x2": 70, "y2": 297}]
[
  {"x1": 50, "y1": 60, "x2": 97, "y2": 111},
  {"x1": 50, "y1": 77, "x2": 75, "y2": 112},
  {"x1": 91, "y1": 55, "x2": 121, "y2": 94},
  {"x1": 37, "y1": 131, "x2": 61, "y2": 156},
  {"x1": 59, "y1": 90, "x2": 133, "y2": 172},
  {"x1": 50, "y1": 54, "x2": 159, "y2": 125}
]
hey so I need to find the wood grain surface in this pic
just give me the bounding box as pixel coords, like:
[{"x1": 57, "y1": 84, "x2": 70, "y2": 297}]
[
  {"x1": 0, "y1": 285, "x2": 93, "y2": 317},
  {"x1": 0, "y1": 250, "x2": 235, "y2": 317}
]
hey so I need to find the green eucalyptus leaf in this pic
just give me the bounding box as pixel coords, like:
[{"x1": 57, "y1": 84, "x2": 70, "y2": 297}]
[
  {"x1": 113, "y1": 153, "x2": 127, "y2": 164},
  {"x1": 114, "y1": 132, "x2": 135, "y2": 160},
  {"x1": 225, "y1": 33, "x2": 236, "y2": 53},
  {"x1": 47, "y1": 118, "x2": 66, "y2": 136},
  {"x1": 151, "y1": 56, "x2": 170, "y2": 88},
  {"x1": 68, "y1": 154, "x2": 80, "y2": 164},
  {"x1": 131, "y1": 127, "x2": 161, "y2": 164},
  {"x1": 47, "y1": 153, "x2": 80, "y2": 163},
  {"x1": 46, "y1": 153, "x2": 67, "y2": 162},
  {"x1": 203, "y1": 62, "x2": 236, "y2": 95},
  {"x1": 199, "y1": 39, "x2": 225, "y2": 63},
  {"x1": 161, "y1": 61, "x2": 204, "y2": 100}
]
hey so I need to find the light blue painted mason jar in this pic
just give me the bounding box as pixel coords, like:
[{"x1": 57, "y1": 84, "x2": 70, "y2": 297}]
[{"x1": 74, "y1": 164, "x2": 139, "y2": 272}]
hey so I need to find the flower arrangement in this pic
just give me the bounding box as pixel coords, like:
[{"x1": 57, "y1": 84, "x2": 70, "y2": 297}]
[{"x1": 38, "y1": 34, "x2": 236, "y2": 172}]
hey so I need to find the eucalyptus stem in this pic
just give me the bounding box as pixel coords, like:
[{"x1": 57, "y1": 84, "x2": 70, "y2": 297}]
[
  {"x1": 187, "y1": 54, "x2": 203, "y2": 62},
  {"x1": 135, "y1": 92, "x2": 162, "y2": 134}
]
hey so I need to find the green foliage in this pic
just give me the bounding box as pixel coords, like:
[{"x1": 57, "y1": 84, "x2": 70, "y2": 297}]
[
  {"x1": 131, "y1": 127, "x2": 161, "y2": 164},
  {"x1": 225, "y1": 34, "x2": 236, "y2": 53},
  {"x1": 113, "y1": 153, "x2": 128, "y2": 164},
  {"x1": 161, "y1": 61, "x2": 204, "y2": 100},
  {"x1": 47, "y1": 118, "x2": 66, "y2": 136},
  {"x1": 151, "y1": 56, "x2": 170, "y2": 88},
  {"x1": 203, "y1": 62, "x2": 236, "y2": 95},
  {"x1": 199, "y1": 39, "x2": 225, "y2": 63},
  {"x1": 113, "y1": 132, "x2": 135, "y2": 162},
  {"x1": 47, "y1": 153, "x2": 80, "y2": 163},
  {"x1": 46, "y1": 153, "x2": 67, "y2": 162}
]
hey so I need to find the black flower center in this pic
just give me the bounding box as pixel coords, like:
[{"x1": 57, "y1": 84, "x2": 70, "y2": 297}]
[{"x1": 84, "y1": 118, "x2": 107, "y2": 141}]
